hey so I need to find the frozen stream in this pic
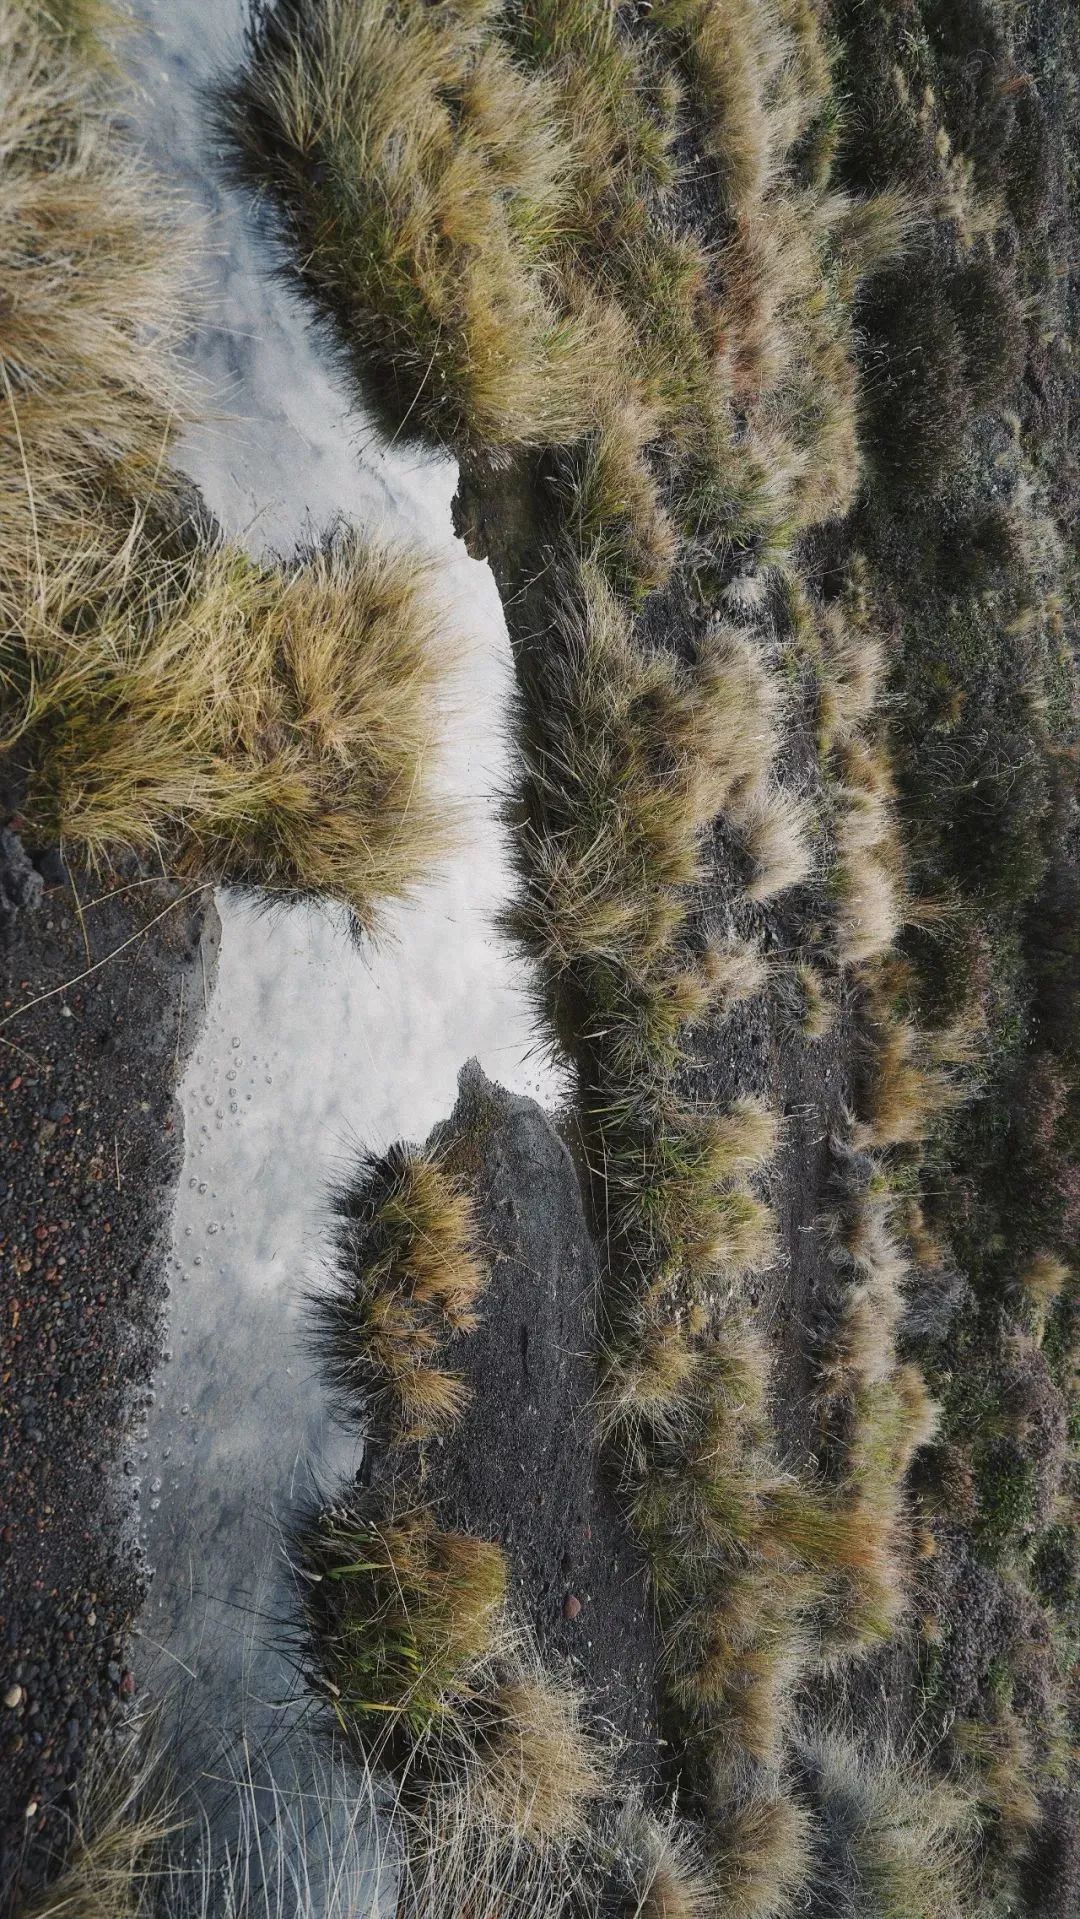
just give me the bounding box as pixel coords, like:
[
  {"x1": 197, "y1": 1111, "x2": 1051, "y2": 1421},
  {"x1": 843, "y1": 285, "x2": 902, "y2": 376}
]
[{"x1": 120, "y1": 0, "x2": 564, "y2": 1776}]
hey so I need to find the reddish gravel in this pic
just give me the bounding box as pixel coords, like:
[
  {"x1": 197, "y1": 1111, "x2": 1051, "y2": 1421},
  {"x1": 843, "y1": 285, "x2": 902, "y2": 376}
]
[{"x1": 0, "y1": 829, "x2": 212, "y2": 1908}]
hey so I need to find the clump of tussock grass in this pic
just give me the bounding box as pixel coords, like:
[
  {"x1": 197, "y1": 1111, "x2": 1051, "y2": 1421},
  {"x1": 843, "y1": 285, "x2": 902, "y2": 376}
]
[
  {"x1": 811, "y1": 1180, "x2": 943, "y2": 1655},
  {"x1": 809, "y1": 586, "x2": 906, "y2": 967},
  {"x1": 815, "y1": 598, "x2": 887, "y2": 752},
  {"x1": 220, "y1": 0, "x2": 606, "y2": 458},
  {"x1": 564, "y1": 400, "x2": 678, "y2": 603},
  {"x1": 224, "y1": 0, "x2": 903, "y2": 589},
  {"x1": 297, "y1": 1491, "x2": 614, "y2": 1857},
  {"x1": 731, "y1": 779, "x2": 815, "y2": 904},
  {"x1": 1019, "y1": 1253, "x2": 1070, "y2": 1341},
  {"x1": 953, "y1": 1711, "x2": 1043, "y2": 1857},
  {"x1": 831, "y1": 794, "x2": 903, "y2": 965},
  {"x1": 311, "y1": 1143, "x2": 487, "y2": 1441},
  {"x1": 13, "y1": 1742, "x2": 173, "y2": 1919},
  {"x1": 4, "y1": 527, "x2": 453, "y2": 937},
  {"x1": 855, "y1": 1000, "x2": 970, "y2": 1152},
  {"x1": 601, "y1": 1094, "x2": 779, "y2": 1288},
  {"x1": 507, "y1": 563, "x2": 776, "y2": 995},
  {"x1": 438, "y1": 1648, "x2": 611, "y2": 1848},
  {"x1": 600, "y1": 1318, "x2": 702, "y2": 1445},
  {"x1": 607, "y1": 1800, "x2": 717, "y2": 1919},
  {"x1": 700, "y1": 936, "x2": 769, "y2": 1014},
  {"x1": 0, "y1": 0, "x2": 190, "y2": 600},
  {"x1": 650, "y1": 0, "x2": 827, "y2": 215},
  {"x1": 788, "y1": 959, "x2": 834, "y2": 1041},
  {"x1": 621, "y1": 1325, "x2": 894, "y2": 1769},
  {"x1": 707, "y1": 1782, "x2": 813, "y2": 1919},
  {"x1": 296, "y1": 1495, "x2": 508, "y2": 1743},
  {"x1": 793, "y1": 1724, "x2": 981, "y2": 1919},
  {"x1": 610, "y1": 1782, "x2": 811, "y2": 1919}
]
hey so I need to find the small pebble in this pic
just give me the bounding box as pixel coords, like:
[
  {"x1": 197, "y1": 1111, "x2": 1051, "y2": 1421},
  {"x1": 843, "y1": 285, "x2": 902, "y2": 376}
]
[{"x1": 4, "y1": 1684, "x2": 23, "y2": 1709}]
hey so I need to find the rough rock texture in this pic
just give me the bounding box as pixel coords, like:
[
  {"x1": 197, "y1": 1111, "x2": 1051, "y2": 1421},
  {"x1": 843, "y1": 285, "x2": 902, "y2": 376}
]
[
  {"x1": 385, "y1": 1061, "x2": 663, "y2": 1770},
  {"x1": 0, "y1": 830, "x2": 214, "y2": 1902}
]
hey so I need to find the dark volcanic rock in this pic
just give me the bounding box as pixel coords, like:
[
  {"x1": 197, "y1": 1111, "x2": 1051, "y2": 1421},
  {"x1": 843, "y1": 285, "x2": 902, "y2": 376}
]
[{"x1": 415, "y1": 1061, "x2": 663, "y2": 1770}]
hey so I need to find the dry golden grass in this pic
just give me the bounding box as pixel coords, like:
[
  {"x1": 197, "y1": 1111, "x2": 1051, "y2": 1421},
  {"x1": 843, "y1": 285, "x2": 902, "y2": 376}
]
[
  {"x1": 25, "y1": 0, "x2": 122, "y2": 60},
  {"x1": 14, "y1": 1744, "x2": 172, "y2": 1919},
  {"x1": 701, "y1": 938, "x2": 768, "y2": 1013},
  {"x1": 810, "y1": 1185, "x2": 945, "y2": 1655},
  {"x1": 791, "y1": 959, "x2": 834, "y2": 1041},
  {"x1": 1020, "y1": 1252, "x2": 1070, "y2": 1339},
  {"x1": 601, "y1": 1319, "x2": 702, "y2": 1443},
  {"x1": 461, "y1": 1660, "x2": 609, "y2": 1846},
  {"x1": 567, "y1": 398, "x2": 678, "y2": 600},
  {"x1": 614, "y1": 1802, "x2": 716, "y2": 1919},
  {"x1": 651, "y1": 0, "x2": 826, "y2": 215},
  {"x1": 631, "y1": 1317, "x2": 901, "y2": 1768},
  {"x1": 0, "y1": 0, "x2": 190, "y2": 600},
  {"x1": 816, "y1": 599, "x2": 887, "y2": 749},
  {"x1": 603, "y1": 1094, "x2": 778, "y2": 1286},
  {"x1": 222, "y1": 0, "x2": 901, "y2": 587},
  {"x1": 221, "y1": 0, "x2": 607, "y2": 457},
  {"x1": 5, "y1": 528, "x2": 453, "y2": 936},
  {"x1": 507, "y1": 562, "x2": 777, "y2": 1018},
  {"x1": 312, "y1": 1144, "x2": 486, "y2": 1441},
  {"x1": 298, "y1": 1498, "x2": 508, "y2": 1742},
  {"x1": 828, "y1": 738, "x2": 905, "y2": 966},
  {"x1": 731, "y1": 780, "x2": 815, "y2": 904},
  {"x1": 953, "y1": 1711, "x2": 1043, "y2": 1853},
  {"x1": 709, "y1": 1785, "x2": 812, "y2": 1919},
  {"x1": 796, "y1": 1725, "x2": 981, "y2": 1919},
  {"x1": 856, "y1": 1007, "x2": 967, "y2": 1151},
  {"x1": 820, "y1": 1191, "x2": 909, "y2": 1395}
]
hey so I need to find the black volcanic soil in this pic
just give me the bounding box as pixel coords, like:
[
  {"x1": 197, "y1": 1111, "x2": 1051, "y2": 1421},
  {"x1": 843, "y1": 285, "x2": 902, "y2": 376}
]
[
  {"x1": 429, "y1": 1061, "x2": 661, "y2": 1763},
  {"x1": 0, "y1": 830, "x2": 213, "y2": 1907}
]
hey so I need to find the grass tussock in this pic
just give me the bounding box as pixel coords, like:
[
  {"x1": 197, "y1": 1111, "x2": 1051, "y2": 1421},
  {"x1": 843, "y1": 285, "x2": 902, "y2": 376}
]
[
  {"x1": 610, "y1": 1801, "x2": 716, "y2": 1919},
  {"x1": 730, "y1": 780, "x2": 815, "y2": 905},
  {"x1": 508, "y1": 562, "x2": 776, "y2": 995},
  {"x1": 790, "y1": 959, "x2": 834, "y2": 1042},
  {"x1": 221, "y1": 0, "x2": 602, "y2": 457},
  {"x1": 855, "y1": 1003, "x2": 969, "y2": 1152},
  {"x1": 5, "y1": 529, "x2": 453, "y2": 936},
  {"x1": 225, "y1": 0, "x2": 904, "y2": 579},
  {"x1": 297, "y1": 1491, "x2": 612, "y2": 1852},
  {"x1": 829, "y1": 748, "x2": 904, "y2": 967},
  {"x1": 812, "y1": 1185, "x2": 942, "y2": 1652},
  {"x1": 297, "y1": 1496, "x2": 508, "y2": 1742},
  {"x1": 1019, "y1": 1252, "x2": 1070, "y2": 1339},
  {"x1": 621, "y1": 1324, "x2": 899, "y2": 1768},
  {"x1": 651, "y1": 0, "x2": 826, "y2": 214},
  {"x1": 0, "y1": 0, "x2": 190, "y2": 603},
  {"x1": 452, "y1": 1658, "x2": 610, "y2": 1847},
  {"x1": 795, "y1": 1726, "x2": 981, "y2": 1919},
  {"x1": 13, "y1": 1745, "x2": 172, "y2": 1919},
  {"x1": 709, "y1": 1784, "x2": 812, "y2": 1919},
  {"x1": 311, "y1": 1144, "x2": 487, "y2": 1441},
  {"x1": 953, "y1": 1711, "x2": 1043, "y2": 1856}
]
